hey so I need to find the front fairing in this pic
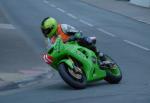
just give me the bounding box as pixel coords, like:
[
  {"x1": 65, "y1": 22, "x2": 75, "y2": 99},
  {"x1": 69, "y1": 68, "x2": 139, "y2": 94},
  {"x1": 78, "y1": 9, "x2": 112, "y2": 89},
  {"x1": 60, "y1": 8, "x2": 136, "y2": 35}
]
[
  {"x1": 45, "y1": 38, "x2": 53, "y2": 50},
  {"x1": 47, "y1": 37, "x2": 106, "y2": 82}
]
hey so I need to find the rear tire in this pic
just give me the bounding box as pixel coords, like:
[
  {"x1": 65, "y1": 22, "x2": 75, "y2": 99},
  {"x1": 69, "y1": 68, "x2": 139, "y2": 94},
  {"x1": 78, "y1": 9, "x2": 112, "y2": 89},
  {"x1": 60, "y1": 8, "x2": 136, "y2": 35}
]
[
  {"x1": 105, "y1": 70, "x2": 122, "y2": 84},
  {"x1": 58, "y1": 63, "x2": 86, "y2": 89},
  {"x1": 104, "y1": 55, "x2": 122, "y2": 84}
]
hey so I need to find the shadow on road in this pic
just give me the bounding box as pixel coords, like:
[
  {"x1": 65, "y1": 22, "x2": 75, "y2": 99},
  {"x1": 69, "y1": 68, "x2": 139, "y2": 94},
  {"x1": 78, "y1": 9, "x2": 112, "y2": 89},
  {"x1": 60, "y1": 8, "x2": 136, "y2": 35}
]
[{"x1": 40, "y1": 80, "x2": 116, "y2": 91}]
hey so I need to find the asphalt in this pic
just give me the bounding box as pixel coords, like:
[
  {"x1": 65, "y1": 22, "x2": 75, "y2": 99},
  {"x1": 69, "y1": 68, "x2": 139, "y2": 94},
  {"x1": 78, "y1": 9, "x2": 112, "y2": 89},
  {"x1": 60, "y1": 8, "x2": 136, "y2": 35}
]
[
  {"x1": 0, "y1": 1, "x2": 51, "y2": 90},
  {"x1": 0, "y1": 8, "x2": 9, "y2": 23},
  {"x1": 81, "y1": 0, "x2": 150, "y2": 24},
  {"x1": 0, "y1": 0, "x2": 150, "y2": 103}
]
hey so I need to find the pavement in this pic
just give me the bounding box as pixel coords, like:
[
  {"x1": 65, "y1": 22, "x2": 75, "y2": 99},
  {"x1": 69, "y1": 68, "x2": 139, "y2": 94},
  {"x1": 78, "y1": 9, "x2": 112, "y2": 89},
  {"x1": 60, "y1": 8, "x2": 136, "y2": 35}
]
[
  {"x1": 81, "y1": 0, "x2": 150, "y2": 24},
  {"x1": 0, "y1": 0, "x2": 150, "y2": 103},
  {"x1": 0, "y1": 4, "x2": 52, "y2": 91}
]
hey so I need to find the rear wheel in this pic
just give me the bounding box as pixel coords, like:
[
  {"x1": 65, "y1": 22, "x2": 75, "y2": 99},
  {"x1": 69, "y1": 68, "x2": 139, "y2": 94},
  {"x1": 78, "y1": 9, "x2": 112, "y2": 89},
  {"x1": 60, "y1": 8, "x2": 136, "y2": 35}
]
[
  {"x1": 58, "y1": 63, "x2": 86, "y2": 89},
  {"x1": 103, "y1": 55, "x2": 122, "y2": 84}
]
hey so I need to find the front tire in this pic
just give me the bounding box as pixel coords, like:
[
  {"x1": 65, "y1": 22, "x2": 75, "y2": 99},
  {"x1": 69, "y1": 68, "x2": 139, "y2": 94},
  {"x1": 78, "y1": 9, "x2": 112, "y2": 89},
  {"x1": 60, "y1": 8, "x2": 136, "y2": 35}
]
[{"x1": 58, "y1": 63, "x2": 86, "y2": 89}]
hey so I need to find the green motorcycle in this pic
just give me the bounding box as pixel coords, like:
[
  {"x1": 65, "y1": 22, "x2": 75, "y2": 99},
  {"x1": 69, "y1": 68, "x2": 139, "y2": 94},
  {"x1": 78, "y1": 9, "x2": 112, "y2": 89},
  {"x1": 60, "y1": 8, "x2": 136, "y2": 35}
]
[{"x1": 46, "y1": 37, "x2": 122, "y2": 89}]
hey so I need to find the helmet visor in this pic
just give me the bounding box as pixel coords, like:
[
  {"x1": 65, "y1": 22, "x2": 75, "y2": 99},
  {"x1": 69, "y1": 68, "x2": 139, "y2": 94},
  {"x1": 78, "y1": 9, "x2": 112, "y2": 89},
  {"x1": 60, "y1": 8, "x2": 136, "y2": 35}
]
[{"x1": 41, "y1": 27, "x2": 53, "y2": 38}]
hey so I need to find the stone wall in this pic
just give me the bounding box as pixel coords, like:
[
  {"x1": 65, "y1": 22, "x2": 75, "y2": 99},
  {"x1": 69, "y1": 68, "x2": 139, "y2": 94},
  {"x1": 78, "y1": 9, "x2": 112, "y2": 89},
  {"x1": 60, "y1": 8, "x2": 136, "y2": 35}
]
[{"x1": 130, "y1": 0, "x2": 150, "y2": 8}]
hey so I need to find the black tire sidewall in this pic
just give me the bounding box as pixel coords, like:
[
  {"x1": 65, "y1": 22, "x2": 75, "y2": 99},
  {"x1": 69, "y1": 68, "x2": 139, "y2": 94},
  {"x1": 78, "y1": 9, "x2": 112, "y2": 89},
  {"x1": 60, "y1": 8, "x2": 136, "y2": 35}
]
[
  {"x1": 104, "y1": 54, "x2": 122, "y2": 84},
  {"x1": 58, "y1": 63, "x2": 86, "y2": 89}
]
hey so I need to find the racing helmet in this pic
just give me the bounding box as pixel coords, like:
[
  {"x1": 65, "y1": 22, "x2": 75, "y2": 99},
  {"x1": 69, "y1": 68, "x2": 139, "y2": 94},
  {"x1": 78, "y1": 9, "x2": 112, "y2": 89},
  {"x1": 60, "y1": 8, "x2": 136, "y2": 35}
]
[{"x1": 41, "y1": 17, "x2": 58, "y2": 38}]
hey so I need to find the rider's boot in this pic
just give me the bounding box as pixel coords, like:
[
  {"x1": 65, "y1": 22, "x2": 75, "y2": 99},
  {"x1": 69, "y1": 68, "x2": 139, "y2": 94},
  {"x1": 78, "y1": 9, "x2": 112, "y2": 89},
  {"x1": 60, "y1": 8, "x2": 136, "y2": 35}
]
[
  {"x1": 80, "y1": 36, "x2": 115, "y2": 69},
  {"x1": 96, "y1": 52, "x2": 115, "y2": 69}
]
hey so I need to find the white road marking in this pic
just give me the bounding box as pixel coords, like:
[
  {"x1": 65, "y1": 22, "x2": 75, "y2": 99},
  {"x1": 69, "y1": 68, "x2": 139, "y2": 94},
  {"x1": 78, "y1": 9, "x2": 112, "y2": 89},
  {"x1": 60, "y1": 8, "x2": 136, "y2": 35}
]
[
  {"x1": 0, "y1": 24, "x2": 15, "y2": 29},
  {"x1": 97, "y1": 28, "x2": 116, "y2": 37},
  {"x1": 124, "y1": 40, "x2": 150, "y2": 51},
  {"x1": 50, "y1": 4, "x2": 56, "y2": 7},
  {"x1": 56, "y1": 8, "x2": 65, "y2": 13},
  {"x1": 66, "y1": 13, "x2": 77, "y2": 19},
  {"x1": 79, "y1": 19, "x2": 93, "y2": 27},
  {"x1": 43, "y1": 0, "x2": 48, "y2": 4},
  {"x1": 133, "y1": 17, "x2": 150, "y2": 25}
]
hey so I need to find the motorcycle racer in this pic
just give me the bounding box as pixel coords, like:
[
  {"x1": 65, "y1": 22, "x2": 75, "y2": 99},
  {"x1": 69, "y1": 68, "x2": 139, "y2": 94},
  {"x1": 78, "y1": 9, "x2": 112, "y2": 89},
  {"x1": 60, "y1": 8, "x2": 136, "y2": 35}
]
[{"x1": 41, "y1": 17, "x2": 113, "y2": 68}]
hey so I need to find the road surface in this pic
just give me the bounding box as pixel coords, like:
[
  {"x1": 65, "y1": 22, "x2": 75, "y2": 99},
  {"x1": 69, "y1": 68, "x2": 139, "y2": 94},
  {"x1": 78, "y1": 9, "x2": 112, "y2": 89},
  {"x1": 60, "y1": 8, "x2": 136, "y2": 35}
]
[{"x1": 0, "y1": 0, "x2": 150, "y2": 103}]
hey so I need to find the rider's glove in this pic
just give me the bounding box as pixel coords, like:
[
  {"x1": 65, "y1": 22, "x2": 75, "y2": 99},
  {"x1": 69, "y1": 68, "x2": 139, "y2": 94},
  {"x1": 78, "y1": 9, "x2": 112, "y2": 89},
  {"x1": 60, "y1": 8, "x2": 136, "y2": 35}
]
[
  {"x1": 74, "y1": 32, "x2": 82, "y2": 38},
  {"x1": 67, "y1": 32, "x2": 82, "y2": 42}
]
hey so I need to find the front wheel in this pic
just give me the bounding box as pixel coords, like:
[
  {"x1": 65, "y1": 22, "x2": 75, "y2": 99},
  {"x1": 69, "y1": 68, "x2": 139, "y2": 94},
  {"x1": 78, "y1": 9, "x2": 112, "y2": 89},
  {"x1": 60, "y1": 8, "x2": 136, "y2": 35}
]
[
  {"x1": 58, "y1": 63, "x2": 86, "y2": 89},
  {"x1": 103, "y1": 55, "x2": 122, "y2": 84}
]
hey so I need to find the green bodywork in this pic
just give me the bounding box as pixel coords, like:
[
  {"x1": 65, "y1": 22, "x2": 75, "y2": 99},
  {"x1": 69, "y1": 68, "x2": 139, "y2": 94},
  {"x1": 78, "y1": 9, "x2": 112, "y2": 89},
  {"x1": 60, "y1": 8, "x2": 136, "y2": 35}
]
[{"x1": 47, "y1": 37, "x2": 106, "y2": 82}]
